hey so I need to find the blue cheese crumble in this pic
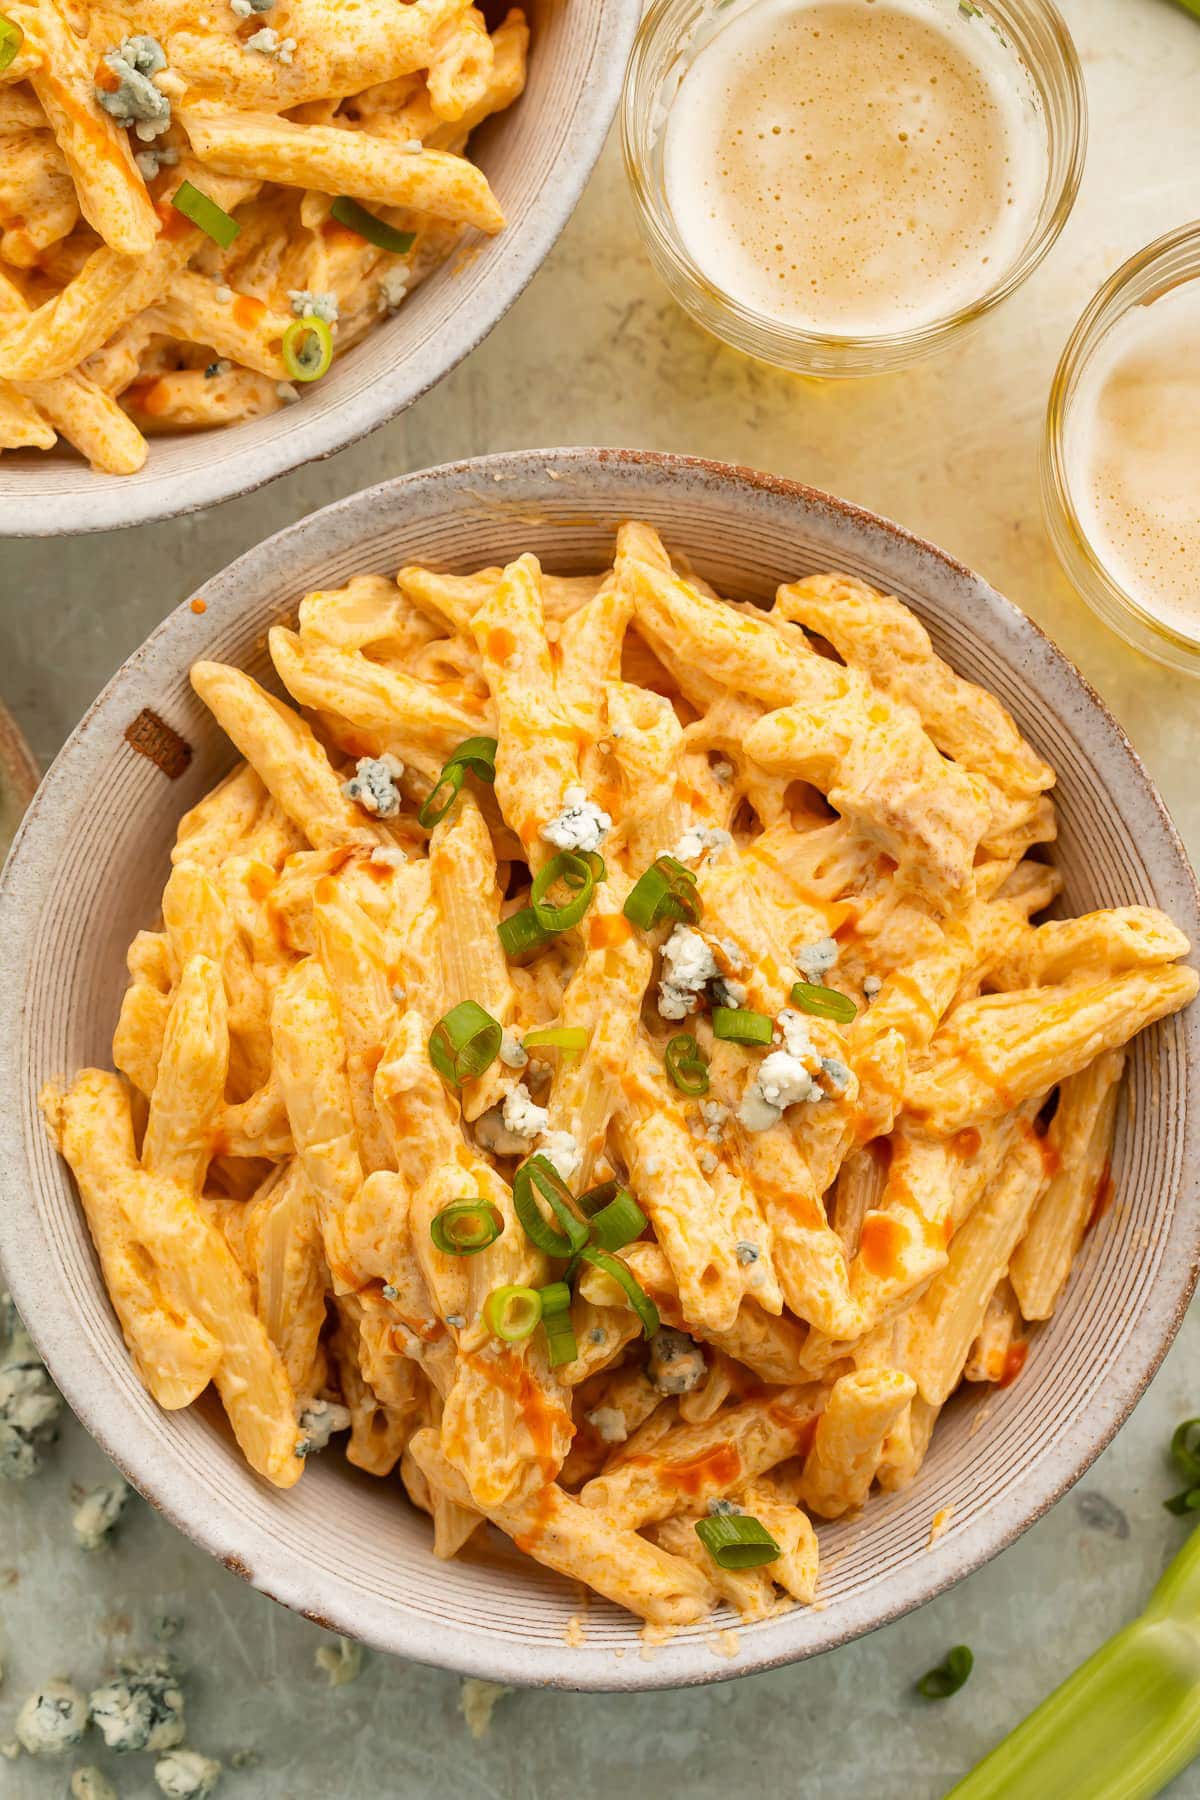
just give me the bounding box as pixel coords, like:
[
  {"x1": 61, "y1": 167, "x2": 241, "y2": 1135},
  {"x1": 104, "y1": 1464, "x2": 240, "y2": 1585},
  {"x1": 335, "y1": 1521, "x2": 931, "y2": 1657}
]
[
  {"x1": 735, "y1": 1241, "x2": 760, "y2": 1266},
  {"x1": 95, "y1": 36, "x2": 172, "y2": 142},
  {"x1": 230, "y1": 0, "x2": 273, "y2": 13},
  {"x1": 647, "y1": 1327, "x2": 706, "y2": 1395},
  {"x1": 584, "y1": 1405, "x2": 627, "y2": 1444},
  {"x1": 288, "y1": 289, "x2": 339, "y2": 325},
  {"x1": 670, "y1": 824, "x2": 732, "y2": 864},
  {"x1": 707, "y1": 1496, "x2": 742, "y2": 1516},
  {"x1": 245, "y1": 25, "x2": 296, "y2": 60},
  {"x1": 658, "y1": 925, "x2": 718, "y2": 1020},
  {"x1": 342, "y1": 752, "x2": 404, "y2": 818},
  {"x1": 541, "y1": 785, "x2": 611, "y2": 854},
  {"x1": 134, "y1": 143, "x2": 179, "y2": 180},
  {"x1": 315, "y1": 1636, "x2": 362, "y2": 1687},
  {"x1": 296, "y1": 1398, "x2": 351, "y2": 1457},
  {"x1": 15, "y1": 1681, "x2": 90, "y2": 1755},
  {"x1": 0, "y1": 1292, "x2": 63, "y2": 1480},
  {"x1": 863, "y1": 974, "x2": 882, "y2": 999},
  {"x1": 538, "y1": 1128, "x2": 583, "y2": 1187},
  {"x1": 501, "y1": 1083, "x2": 548, "y2": 1141},
  {"x1": 90, "y1": 1655, "x2": 185, "y2": 1753},
  {"x1": 794, "y1": 935, "x2": 839, "y2": 981},
  {"x1": 379, "y1": 265, "x2": 411, "y2": 313},
  {"x1": 72, "y1": 1476, "x2": 130, "y2": 1550},
  {"x1": 498, "y1": 1031, "x2": 528, "y2": 1069},
  {"x1": 71, "y1": 1770, "x2": 119, "y2": 1800},
  {"x1": 738, "y1": 1008, "x2": 822, "y2": 1133},
  {"x1": 155, "y1": 1749, "x2": 222, "y2": 1798}
]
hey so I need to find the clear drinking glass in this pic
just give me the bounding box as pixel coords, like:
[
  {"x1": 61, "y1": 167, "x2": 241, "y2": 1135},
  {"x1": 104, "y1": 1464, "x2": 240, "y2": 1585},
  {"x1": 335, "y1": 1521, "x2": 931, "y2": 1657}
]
[
  {"x1": 622, "y1": 0, "x2": 1086, "y2": 378},
  {"x1": 1042, "y1": 223, "x2": 1200, "y2": 679}
]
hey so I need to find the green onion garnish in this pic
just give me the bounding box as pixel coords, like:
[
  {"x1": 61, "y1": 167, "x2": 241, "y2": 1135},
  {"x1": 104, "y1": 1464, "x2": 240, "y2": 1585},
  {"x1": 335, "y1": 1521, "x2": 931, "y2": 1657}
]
[
  {"x1": 418, "y1": 736, "x2": 498, "y2": 830},
  {"x1": 586, "y1": 1188, "x2": 646, "y2": 1253},
  {"x1": 623, "y1": 855, "x2": 703, "y2": 930},
  {"x1": 483, "y1": 1284, "x2": 542, "y2": 1342},
  {"x1": 530, "y1": 850, "x2": 603, "y2": 933},
  {"x1": 429, "y1": 1199, "x2": 503, "y2": 1256},
  {"x1": 575, "y1": 1246, "x2": 659, "y2": 1338},
  {"x1": 330, "y1": 196, "x2": 416, "y2": 255},
  {"x1": 917, "y1": 1646, "x2": 974, "y2": 1700},
  {"x1": 664, "y1": 1032, "x2": 710, "y2": 1095},
  {"x1": 428, "y1": 999, "x2": 502, "y2": 1087},
  {"x1": 790, "y1": 980, "x2": 858, "y2": 1024},
  {"x1": 497, "y1": 906, "x2": 554, "y2": 962},
  {"x1": 1162, "y1": 1490, "x2": 1200, "y2": 1517},
  {"x1": 694, "y1": 1513, "x2": 780, "y2": 1569},
  {"x1": 522, "y1": 1025, "x2": 590, "y2": 1055},
  {"x1": 712, "y1": 1006, "x2": 773, "y2": 1046},
  {"x1": 1171, "y1": 1418, "x2": 1200, "y2": 1484},
  {"x1": 539, "y1": 1279, "x2": 578, "y2": 1367},
  {"x1": 281, "y1": 315, "x2": 334, "y2": 383},
  {"x1": 171, "y1": 179, "x2": 241, "y2": 248},
  {"x1": 512, "y1": 1155, "x2": 590, "y2": 1258},
  {"x1": 0, "y1": 12, "x2": 23, "y2": 72}
]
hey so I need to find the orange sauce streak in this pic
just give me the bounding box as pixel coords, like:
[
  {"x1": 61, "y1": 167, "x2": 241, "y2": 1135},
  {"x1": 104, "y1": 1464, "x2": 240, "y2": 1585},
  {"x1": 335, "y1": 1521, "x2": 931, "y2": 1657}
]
[
  {"x1": 320, "y1": 219, "x2": 362, "y2": 247},
  {"x1": 125, "y1": 378, "x2": 170, "y2": 416},
  {"x1": 156, "y1": 197, "x2": 192, "y2": 240},
  {"x1": 43, "y1": 71, "x2": 139, "y2": 176},
  {"x1": 955, "y1": 1036, "x2": 1015, "y2": 1110},
  {"x1": 514, "y1": 1480, "x2": 558, "y2": 1555},
  {"x1": 1086, "y1": 1162, "x2": 1115, "y2": 1233},
  {"x1": 463, "y1": 1347, "x2": 574, "y2": 1487},
  {"x1": 588, "y1": 914, "x2": 633, "y2": 950},
  {"x1": 486, "y1": 626, "x2": 516, "y2": 664},
  {"x1": 232, "y1": 293, "x2": 266, "y2": 330},
  {"x1": 1018, "y1": 1116, "x2": 1061, "y2": 1179},
  {"x1": 246, "y1": 863, "x2": 274, "y2": 902},
  {"x1": 997, "y1": 1342, "x2": 1028, "y2": 1389},
  {"x1": 951, "y1": 1127, "x2": 982, "y2": 1159},
  {"x1": 859, "y1": 1211, "x2": 905, "y2": 1281},
  {"x1": 92, "y1": 60, "x2": 120, "y2": 92},
  {"x1": 888, "y1": 972, "x2": 939, "y2": 1020},
  {"x1": 660, "y1": 1441, "x2": 742, "y2": 1498}
]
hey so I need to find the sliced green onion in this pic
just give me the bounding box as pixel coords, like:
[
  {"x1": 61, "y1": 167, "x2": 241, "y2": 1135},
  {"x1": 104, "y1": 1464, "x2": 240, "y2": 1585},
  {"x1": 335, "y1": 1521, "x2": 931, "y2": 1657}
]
[
  {"x1": 418, "y1": 736, "x2": 498, "y2": 829},
  {"x1": 947, "y1": 1525, "x2": 1200, "y2": 1798},
  {"x1": 330, "y1": 195, "x2": 415, "y2": 254},
  {"x1": 430, "y1": 1200, "x2": 503, "y2": 1256},
  {"x1": 538, "y1": 1279, "x2": 578, "y2": 1367},
  {"x1": 664, "y1": 1032, "x2": 710, "y2": 1095},
  {"x1": 281, "y1": 314, "x2": 333, "y2": 383},
  {"x1": 522, "y1": 1026, "x2": 590, "y2": 1054},
  {"x1": 483, "y1": 1284, "x2": 542, "y2": 1342},
  {"x1": 1163, "y1": 1488, "x2": 1200, "y2": 1517},
  {"x1": 428, "y1": 1000, "x2": 502, "y2": 1087},
  {"x1": 0, "y1": 12, "x2": 24, "y2": 72},
  {"x1": 531, "y1": 850, "x2": 600, "y2": 933},
  {"x1": 694, "y1": 1513, "x2": 780, "y2": 1569},
  {"x1": 576, "y1": 1178, "x2": 620, "y2": 1218},
  {"x1": 790, "y1": 980, "x2": 858, "y2": 1024},
  {"x1": 575, "y1": 1246, "x2": 659, "y2": 1338},
  {"x1": 171, "y1": 179, "x2": 241, "y2": 248},
  {"x1": 1172, "y1": 1419, "x2": 1200, "y2": 1485},
  {"x1": 512, "y1": 1155, "x2": 589, "y2": 1258},
  {"x1": 497, "y1": 906, "x2": 554, "y2": 962},
  {"x1": 623, "y1": 855, "x2": 702, "y2": 930},
  {"x1": 712, "y1": 1006, "x2": 773, "y2": 1046},
  {"x1": 587, "y1": 1189, "x2": 647, "y2": 1253},
  {"x1": 917, "y1": 1646, "x2": 974, "y2": 1700}
]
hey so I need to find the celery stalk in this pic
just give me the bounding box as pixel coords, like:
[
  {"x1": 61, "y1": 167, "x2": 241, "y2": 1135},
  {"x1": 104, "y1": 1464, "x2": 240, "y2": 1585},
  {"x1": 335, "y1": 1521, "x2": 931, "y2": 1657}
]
[{"x1": 947, "y1": 1527, "x2": 1200, "y2": 1800}]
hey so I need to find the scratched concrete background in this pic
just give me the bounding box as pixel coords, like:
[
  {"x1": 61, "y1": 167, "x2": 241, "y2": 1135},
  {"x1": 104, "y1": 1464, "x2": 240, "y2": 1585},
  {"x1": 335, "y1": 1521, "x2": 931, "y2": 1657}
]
[{"x1": 3, "y1": 0, "x2": 1200, "y2": 1793}]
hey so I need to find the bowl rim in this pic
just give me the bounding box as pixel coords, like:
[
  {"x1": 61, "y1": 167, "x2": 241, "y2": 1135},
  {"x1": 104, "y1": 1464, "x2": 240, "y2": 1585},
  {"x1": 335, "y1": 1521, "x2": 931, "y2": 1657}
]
[
  {"x1": 0, "y1": 6, "x2": 642, "y2": 539},
  {"x1": 1, "y1": 445, "x2": 1197, "y2": 1691}
]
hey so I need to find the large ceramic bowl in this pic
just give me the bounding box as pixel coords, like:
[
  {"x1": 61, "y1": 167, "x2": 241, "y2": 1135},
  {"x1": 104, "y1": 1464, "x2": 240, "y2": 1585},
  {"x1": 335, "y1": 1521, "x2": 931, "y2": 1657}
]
[
  {"x1": 1, "y1": 449, "x2": 1196, "y2": 1691},
  {"x1": 0, "y1": 5, "x2": 640, "y2": 538}
]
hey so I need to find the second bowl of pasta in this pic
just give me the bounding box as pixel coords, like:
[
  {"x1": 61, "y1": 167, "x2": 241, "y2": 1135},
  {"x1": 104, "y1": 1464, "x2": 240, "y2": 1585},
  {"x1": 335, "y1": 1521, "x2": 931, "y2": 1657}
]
[
  {"x1": 1, "y1": 447, "x2": 1197, "y2": 1689},
  {"x1": 0, "y1": 2, "x2": 640, "y2": 533}
]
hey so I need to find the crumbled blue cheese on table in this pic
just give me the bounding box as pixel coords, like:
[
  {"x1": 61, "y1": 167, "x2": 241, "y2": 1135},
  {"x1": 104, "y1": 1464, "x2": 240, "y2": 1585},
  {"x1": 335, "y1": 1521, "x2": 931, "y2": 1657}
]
[
  {"x1": 72, "y1": 1477, "x2": 130, "y2": 1550},
  {"x1": 95, "y1": 36, "x2": 172, "y2": 141},
  {"x1": 738, "y1": 1008, "x2": 823, "y2": 1133},
  {"x1": 794, "y1": 935, "x2": 839, "y2": 981},
  {"x1": 90, "y1": 1655, "x2": 185, "y2": 1753},
  {"x1": 647, "y1": 1327, "x2": 707, "y2": 1395},
  {"x1": 541, "y1": 785, "x2": 611, "y2": 854},
  {"x1": 670, "y1": 824, "x2": 732, "y2": 864},
  {"x1": 0, "y1": 1292, "x2": 63, "y2": 1480},
  {"x1": 71, "y1": 1769, "x2": 119, "y2": 1800},
  {"x1": 584, "y1": 1405, "x2": 627, "y2": 1444},
  {"x1": 501, "y1": 1083, "x2": 548, "y2": 1141},
  {"x1": 498, "y1": 1031, "x2": 528, "y2": 1069},
  {"x1": 460, "y1": 1678, "x2": 512, "y2": 1741},
  {"x1": 538, "y1": 1129, "x2": 582, "y2": 1186},
  {"x1": 314, "y1": 1636, "x2": 362, "y2": 1687},
  {"x1": 15, "y1": 1680, "x2": 90, "y2": 1755},
  {"x1": 288, "y1": 289, "x2": 339, "y2": 325},
  {"x1": 245, "y1": 25, "x2": 295, "y2": 60},
  {"x1": 658, "y1": 925, "x2": 718, "y2": 1020},
  {"x1": 342, "y1": 753, "x2": 404, "y2": 818},
  {"x1": 155, "y1": 1748, "x2": 222, "y2": 1798},
  {"x1": 295, "y1": 1399, "x2": 352, "y2": 1457}
]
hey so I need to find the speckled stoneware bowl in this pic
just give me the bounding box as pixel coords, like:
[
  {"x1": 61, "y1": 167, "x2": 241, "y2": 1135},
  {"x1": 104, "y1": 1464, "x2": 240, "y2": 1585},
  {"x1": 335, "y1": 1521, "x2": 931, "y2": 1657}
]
[
  {"x1": 1, "y1": 449, "x2": 1197, "y2": 1691},
  {"x1": 0, "y1": 4, "x2": 640, "y2": 539}
]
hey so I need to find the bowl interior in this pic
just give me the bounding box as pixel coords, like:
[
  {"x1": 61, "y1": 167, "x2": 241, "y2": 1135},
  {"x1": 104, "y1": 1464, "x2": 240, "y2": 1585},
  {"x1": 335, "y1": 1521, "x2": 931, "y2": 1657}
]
[
  {"x1": 0, "y1": 3, "x2": 640, "y2": 535},
  {"x1": 2, "y1": 448, "x2": 1197, "y2": 1690}
]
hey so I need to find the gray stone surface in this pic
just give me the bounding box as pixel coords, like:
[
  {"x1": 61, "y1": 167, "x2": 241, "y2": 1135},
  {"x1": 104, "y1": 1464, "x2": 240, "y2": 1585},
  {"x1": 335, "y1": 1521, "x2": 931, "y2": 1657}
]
[{"x1": 2, "y1": 0, "x2": 1200, "y2": 1792}]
